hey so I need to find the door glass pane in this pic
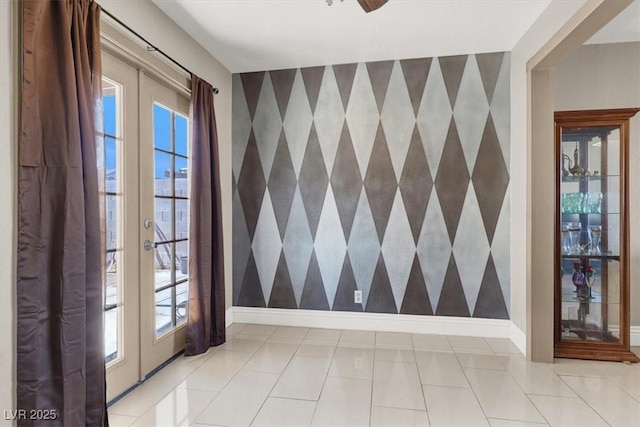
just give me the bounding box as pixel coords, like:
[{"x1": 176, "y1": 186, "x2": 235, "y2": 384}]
[
  {"x1": 175, "y1": 199, "x2": 188, "y2": 240},
  {"x1": 154, "y1": 243, "x2": 173, "y2": 290},
  {"x1": 155, "y1": 151, "x2": 173, "y2": 196},
  {"x1": 175, "y1": 240, "x2": 188, "y2": 283},
  {"x1": 103, "y1": 84, "x2": 117, "y2": 137},
  {"x1": 153, "y1": 104, "x2": 172, "y2": 151},
  {"x1": 106, "y1": 195, "x2": 118, "y2": 251},
  {"x1": 104, "y1": 307, "x2": 119, "y2": 364},
  {"x1": 176, "y1": 282, "x2": 188, "y2": 326},
  {"x1": 174, "y1": 113, "x2": 188, "y2": 157},
  {"x1": 105, "y1": 137, "x2": 118, "y2": 176},
  {"x1": 155, "y1": 198, "x2": 174, "y2": 242},
  {"x1": 155, "y1": 288, "x2": 173, "y2": 336},
  {"x1": 105, "y1": 252, "x2": 118, "y2": 307}
]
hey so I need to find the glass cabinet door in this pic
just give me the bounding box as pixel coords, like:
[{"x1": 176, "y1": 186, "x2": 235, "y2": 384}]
[{"x1": 555, "y1": 109, "x2": 638, "y2": 362}]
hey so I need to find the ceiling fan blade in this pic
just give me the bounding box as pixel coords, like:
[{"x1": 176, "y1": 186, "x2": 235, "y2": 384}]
[{"x1": 357, "y1": 0, "x2": 389, "y2": 13}]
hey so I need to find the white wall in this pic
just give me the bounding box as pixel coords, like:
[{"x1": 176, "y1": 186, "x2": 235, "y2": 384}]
[
  {"x1": 0, "y1": 0, "x2": 16, "y2": 422},
  {"x1": 99, "y1": 0, "x2": 234, "y2": 311},
  {"x1": 509, "y1": 0, "x2": 588, "y2": 350},
  {"x1": 553, "y1": 41, "x2": 640, "y2": 327}
]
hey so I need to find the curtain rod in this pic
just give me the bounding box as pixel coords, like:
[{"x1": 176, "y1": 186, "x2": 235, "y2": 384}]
[{"x1": 101, "y1": 8, "x2": 220, "y2": 95}]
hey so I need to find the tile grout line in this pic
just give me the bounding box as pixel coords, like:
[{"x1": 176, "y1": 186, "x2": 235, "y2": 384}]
[
  {"x1": 193, "y1": 324, "x2": 275, "y2": 425},
  {"x1": 557, "y1": 372, "x2": 628, "y2": 425},
  {"x1": 413, "y1": 334, "x2": 433, "y2": 427},
  {"x1": 504, "y1": 352, "x2": 554, "y2": 427},
  {"x1": 246, "y1": 325, "x2": 311, "y2": 427},
  {"x1": 305, "y1": 329, "x2": 343, "y2": 426},
  {"x1": 368, "y1": 332, "x2": 378, "y2": 427},
  {"x1": 456, "y1": 337, "x2": 495, "y2": 426}
]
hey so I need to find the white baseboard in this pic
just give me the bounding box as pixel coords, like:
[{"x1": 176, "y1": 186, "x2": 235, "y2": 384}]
[
  {"x1": 225, "y1": 307, "x2": 234, "y2": 328},
  {"x1": 509, "y1": 323, "x2": 526, "y2": 355},
  {"x1": 232, "y1": 307, "x2": 511, "y2": 339},
  {"x1": 632, "y1": 326, "x2": 640, "y2": 346},
  {"x1": 228, "y1": 307, "x2": 639, "y2": 352}
]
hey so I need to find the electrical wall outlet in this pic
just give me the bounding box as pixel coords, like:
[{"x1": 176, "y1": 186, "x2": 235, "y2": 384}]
[{"x1": 354, "y1": 290, "x2": 363, "y2": 304}]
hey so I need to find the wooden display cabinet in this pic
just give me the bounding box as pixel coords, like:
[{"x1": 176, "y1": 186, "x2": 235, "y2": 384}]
[{"x1": 554, "y1": 108, "x2": 639, "y2": 363}]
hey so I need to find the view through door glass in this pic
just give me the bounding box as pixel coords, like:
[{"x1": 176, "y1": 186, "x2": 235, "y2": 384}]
[
  {"x1": 102, "y1": 77, "x2": 122, "y2": 365},
  {"x1": 153, "y1": 104, "x2": 190, "y2": 336}
]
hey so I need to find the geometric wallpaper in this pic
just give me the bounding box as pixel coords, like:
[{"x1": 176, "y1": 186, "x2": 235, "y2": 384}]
[{"x1": 232, "y1": 52, "x2": 511, "y2": 319}]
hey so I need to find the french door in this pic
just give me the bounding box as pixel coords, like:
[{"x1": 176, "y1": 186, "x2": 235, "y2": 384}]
[
  {"x1": 102, "y1": 51, "x2": 191, "y2": 401},
  {"x1": 139, "y1": 74, "x2": 191, "y2": 375}
]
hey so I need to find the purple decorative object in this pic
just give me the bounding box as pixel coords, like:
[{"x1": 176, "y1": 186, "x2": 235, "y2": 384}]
[{"x1": 572, "y1": 262, "x2": 585, "y2": 293}]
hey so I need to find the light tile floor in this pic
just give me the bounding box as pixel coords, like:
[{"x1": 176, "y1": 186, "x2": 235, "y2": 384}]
[{"x1": 108, "y1": 325, "x2": 640, "y2": 427}]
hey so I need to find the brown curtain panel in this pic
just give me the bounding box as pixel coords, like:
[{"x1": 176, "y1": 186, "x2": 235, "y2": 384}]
[
  {"x1": 186, "y1": 76, "x2": 226, "y2": 355},
  {"x1": 18, "y1": 1, "x2": 107, "y2": 425}
]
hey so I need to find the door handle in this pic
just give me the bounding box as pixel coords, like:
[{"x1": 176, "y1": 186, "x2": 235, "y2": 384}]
[{"x1": 144, "y1": 240, "x2": 157, "y2": 251}]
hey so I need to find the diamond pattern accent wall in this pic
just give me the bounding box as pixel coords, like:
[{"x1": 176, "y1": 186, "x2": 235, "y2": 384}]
[{"x1": 233, "y1": 52, "x2": 511, "y2": 319}]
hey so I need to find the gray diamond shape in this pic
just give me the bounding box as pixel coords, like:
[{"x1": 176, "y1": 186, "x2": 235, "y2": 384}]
[
  {"x1": 438, "y1": 55, "x2": 467, "y2": 108},
  {"x1": 268, "y1": 251, "x2": 298, "y2": 309},
  {"x1": 381, "y1": 192, "x2": 416, "y2": 311},
  {"x1": 314, "y1": 188, "x2": 347, "y2": 309},
  {"x1": 400, "y1": 58, "x2": 431, "y2": 116},
  {"x1": 298, "y1": 124, "x2": 329, "y2": 240},
  {"x1": 475, "y1": 52, "x2": 504, "y2": 104},
  {"x1": 490, "y1": 53, "x2": 511, "y2": 167},
  {"x1": 366, "y1": 60, "x2": 394, "y2": 113},
  {"x1": 240, "y1": 72, "x2": 265, "y2": 121},
  {"x1": 452, "y1": 184, "x2": 490, "y2": 315},
  {"x1": 283, "y1": 187, "x2": 314, "y2": 307},
  {"x1": 417, "y1": 58, "x2": 452, "y2": 180},
  {"x1": 435, "y1": 254, "x2": 470, "y2": 317},
  {"x1": 491, "y1": 185, "x2": 510, "y2": 315},
  {"x1": 283, "y1": 70, "x2": 313, "y2": 178},
  {"x1": 268, "y1": 131, "x2": 297, "y2": 239},
  {"x1": 301, "y1": 66, "x2": 325, "y2": 114},
  {"x1": 364, "y1": 124, "x2": 398, "y2": 243},
  {"x1": 314, "y1": 66, "x2": 345, "y2": 175},
  {"x1": 347, "y1": 189, "x2": 380, "y2": 307},
  {"x1": 253, "y1": 74, "x2": 283, "y2": 181},
  {"x1": 346, "y1": 63, "x2": 379, "y2": 178},
  {"x1": 365, "y1": 254, "x2": 397, "y2": 314},
  {"x1": 330, "y1": 124, "x2": 363, "y2": 240},
  {"x1": 453, "y1": 55, "x2": 490, "y2": 173},
  {"x1": 237, "y1": 131, "x2": 266, "y2": 241},
  {"x1": 400, "y1": 126, "x2": 432, "y2": 244},
  {"x1": 472, "y1": 115, "x2": 509, "y2": 244},
  {"x1": 232, "y1": 74, "x2": 252, "y2": 179},
  {"x1": 473, "y1": 254, "x2": 508, "y2": 319},
  {"x1": 270, "y1": 68, "x2": 297, "y2": 120},
  {"x1": 417, "y1": 191, "x2": 452, "y2": 312},
  {"x1": 434, "y1": 119, "x2": 470, "y2": 243},
  {"x1": 333, "y1": 63, "x2": 358, "y2": 111},
  {"x1": 381, "y1": 60, "x2": 416, "y2": 181},
  {"x1": 252, "y1": 191, "x2": 283, "y2": 305},
  {"x1": 233, "y1": 190, "x2": 251, "y2": 306}
]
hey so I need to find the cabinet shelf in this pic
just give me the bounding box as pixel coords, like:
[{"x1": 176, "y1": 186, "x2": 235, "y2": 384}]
[
  {"x1": 560, "y1": 291, "x2": 620, "y2": 305},
  {"x1": 560, "y1": 211, "x2": 618, "y2": 215},
  {"x1": 560, "y1": 254, "x2": 620, "y2": 261},
  {"x1": 561, "y1": 174, "x2": 618, "y2": 183}
]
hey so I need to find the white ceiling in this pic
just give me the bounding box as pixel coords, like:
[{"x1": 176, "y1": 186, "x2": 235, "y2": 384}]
[
  {"x1": 586, "y1": 0, "x2": 640, "y2": 45},
  {"x1": 152, "y1": 0, "x2": 639, "y2": 74}
]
